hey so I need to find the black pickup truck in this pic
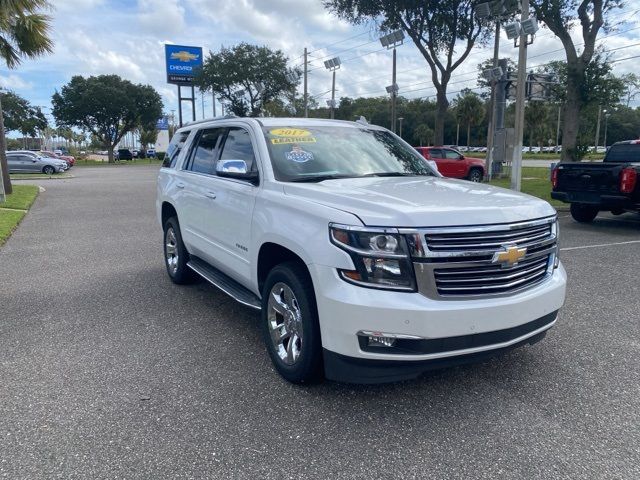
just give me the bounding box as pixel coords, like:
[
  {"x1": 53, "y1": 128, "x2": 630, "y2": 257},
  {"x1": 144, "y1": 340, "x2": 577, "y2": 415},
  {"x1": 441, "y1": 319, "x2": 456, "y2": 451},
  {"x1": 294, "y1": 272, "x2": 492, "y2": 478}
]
[{"x1": 551, "y1": 140, "x2": 640, "y2": 222}]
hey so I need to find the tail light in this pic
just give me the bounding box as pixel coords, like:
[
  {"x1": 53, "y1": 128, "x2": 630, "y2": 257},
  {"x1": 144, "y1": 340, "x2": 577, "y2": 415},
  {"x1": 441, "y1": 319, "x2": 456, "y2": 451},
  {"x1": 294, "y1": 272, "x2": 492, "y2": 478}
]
[
  {"x1": 551, "y1": 167, "x2": 559, "y2": 189},
  {"x1": 620, "y1": 167, "x2": 637, "y2": 194}
]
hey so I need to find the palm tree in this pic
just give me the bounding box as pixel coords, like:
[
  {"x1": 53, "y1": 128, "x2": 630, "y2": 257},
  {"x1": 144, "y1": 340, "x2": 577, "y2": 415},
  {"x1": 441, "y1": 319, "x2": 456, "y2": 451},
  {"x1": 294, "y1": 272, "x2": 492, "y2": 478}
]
[
  {"x1": 0, "y1": 0, "x2": 53, "y2": 197},
  {"x1": 454, "y1": 90, "x2": 485, "y2": 148}
]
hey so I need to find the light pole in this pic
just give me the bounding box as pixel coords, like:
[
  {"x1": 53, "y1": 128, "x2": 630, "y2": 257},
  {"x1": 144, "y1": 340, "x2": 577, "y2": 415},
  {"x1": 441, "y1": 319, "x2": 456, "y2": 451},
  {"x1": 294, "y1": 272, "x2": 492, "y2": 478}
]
[
  {"x1": 324, "y1": 57, "x2": 341, "y2": 120},
  {"x1": 603, "y1": 110, "x2": 611, "y2": 150},
  {"x1": 397, "y1": 117, "x2": 404, "y2": 139},
  {"x1": 380, "y1": 30, "x2": 404, "y2": 133},
  {"x1": 594, "y1": 105, "x2": 602, "y2": 152}
]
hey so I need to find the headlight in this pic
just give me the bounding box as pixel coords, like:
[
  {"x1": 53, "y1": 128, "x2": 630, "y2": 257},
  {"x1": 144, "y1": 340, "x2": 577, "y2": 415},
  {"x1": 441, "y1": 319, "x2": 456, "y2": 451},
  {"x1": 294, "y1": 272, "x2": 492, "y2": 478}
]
[{"x1": 329, "y1": 224, "x2": 416, "y2": 291}]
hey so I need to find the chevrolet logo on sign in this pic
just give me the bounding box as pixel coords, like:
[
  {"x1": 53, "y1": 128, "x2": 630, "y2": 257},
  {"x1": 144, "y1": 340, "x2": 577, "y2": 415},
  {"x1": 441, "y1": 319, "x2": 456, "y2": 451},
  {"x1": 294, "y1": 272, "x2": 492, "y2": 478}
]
[
  {"x1": 492, "y1": 245, "x2": 527, "y2": 267},
  {"x1": 170, "y1": 51, "x2": 199, "y2": 62}
]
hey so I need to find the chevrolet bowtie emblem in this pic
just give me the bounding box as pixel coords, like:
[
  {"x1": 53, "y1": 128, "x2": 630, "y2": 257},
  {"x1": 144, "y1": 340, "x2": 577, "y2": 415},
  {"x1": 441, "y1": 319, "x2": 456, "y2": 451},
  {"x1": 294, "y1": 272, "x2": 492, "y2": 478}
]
[
  {"x1": 492, "y1": 245, "x2": 527, "y2": 267},
  {"x1": 171, "y1": 51, "x2": 199, "y2": 62}
]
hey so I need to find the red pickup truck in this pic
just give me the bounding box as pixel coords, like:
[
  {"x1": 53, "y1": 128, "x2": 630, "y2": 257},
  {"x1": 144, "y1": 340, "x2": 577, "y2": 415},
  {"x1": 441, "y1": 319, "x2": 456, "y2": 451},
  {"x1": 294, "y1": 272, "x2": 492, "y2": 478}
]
[{"x1": 415, "y1": 146, "x2": 485, "y2": 182}]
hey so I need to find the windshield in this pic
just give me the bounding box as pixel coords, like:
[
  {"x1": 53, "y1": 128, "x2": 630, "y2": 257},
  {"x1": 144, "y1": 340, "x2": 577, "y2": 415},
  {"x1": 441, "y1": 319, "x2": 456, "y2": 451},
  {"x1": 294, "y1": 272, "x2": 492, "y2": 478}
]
[
  {"x1": 263, "y1": 125, "x2": 436, "y2": 182},
  {"x1": 604, "y1": 144, "x2": 640, "y2": 163}
]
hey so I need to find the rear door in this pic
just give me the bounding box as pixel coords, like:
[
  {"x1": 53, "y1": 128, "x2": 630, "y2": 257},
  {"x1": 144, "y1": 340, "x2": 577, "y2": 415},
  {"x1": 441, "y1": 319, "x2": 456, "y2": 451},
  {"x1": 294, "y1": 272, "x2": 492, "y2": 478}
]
[{"x1": 6, "y1": 155, "x2": 23, "y2": 172}]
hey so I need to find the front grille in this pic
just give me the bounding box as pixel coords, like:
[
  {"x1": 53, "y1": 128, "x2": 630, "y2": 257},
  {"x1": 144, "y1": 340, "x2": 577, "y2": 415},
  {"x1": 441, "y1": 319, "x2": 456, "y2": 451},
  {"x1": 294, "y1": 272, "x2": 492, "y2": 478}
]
[{"x1": 409, "y1": 217, "x2": 558, "y2": 299}]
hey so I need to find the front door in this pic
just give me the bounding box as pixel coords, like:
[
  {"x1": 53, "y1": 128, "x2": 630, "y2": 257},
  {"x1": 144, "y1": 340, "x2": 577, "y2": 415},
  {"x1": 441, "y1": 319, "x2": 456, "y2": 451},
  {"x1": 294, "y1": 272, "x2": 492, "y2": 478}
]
[
  {"x1": 202, "y1": 126, "x2": 259, "y2": 285},
  {"x1": 442, "y1": 149, "x2": 467, "y2": 177}
]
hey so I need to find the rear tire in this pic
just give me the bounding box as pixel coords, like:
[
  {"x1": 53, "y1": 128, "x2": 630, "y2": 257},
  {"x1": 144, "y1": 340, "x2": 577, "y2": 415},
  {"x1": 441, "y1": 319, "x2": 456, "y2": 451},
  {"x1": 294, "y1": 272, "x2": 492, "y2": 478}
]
[
  {"x1": 261, "y1": 262, "x2": 323, "y2": 384},
  {"x1": 163, "y1": 217, "x2": 197, "y2": 284},
  {"x1": 467, "y1": 168, "x2": 483, "y2": 182},
  {"x1": 570, "y1": 203, "x2": 599, "y2": 223}
]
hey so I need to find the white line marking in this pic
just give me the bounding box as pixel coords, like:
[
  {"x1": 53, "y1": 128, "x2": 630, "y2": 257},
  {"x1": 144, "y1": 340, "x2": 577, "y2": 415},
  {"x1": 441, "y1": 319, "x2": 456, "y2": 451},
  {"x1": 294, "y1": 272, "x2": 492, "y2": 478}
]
[{"x1": 561, "y1": 240, "x2": 640, "y2": 252}]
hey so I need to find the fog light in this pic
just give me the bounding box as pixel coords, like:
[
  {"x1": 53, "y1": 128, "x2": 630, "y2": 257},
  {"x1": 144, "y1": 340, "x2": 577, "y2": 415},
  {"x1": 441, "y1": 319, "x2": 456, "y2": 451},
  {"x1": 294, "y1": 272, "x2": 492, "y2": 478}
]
[{"x1": 368, "y1": 335, "x2": 396, "y2": 347}]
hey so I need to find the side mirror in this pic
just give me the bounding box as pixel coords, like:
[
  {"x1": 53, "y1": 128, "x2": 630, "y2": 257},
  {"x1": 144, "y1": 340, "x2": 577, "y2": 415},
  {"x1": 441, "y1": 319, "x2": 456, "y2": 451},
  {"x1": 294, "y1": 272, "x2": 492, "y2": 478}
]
[{"x1": 216, "y1": 159, "x2": 258, "y2": 183}]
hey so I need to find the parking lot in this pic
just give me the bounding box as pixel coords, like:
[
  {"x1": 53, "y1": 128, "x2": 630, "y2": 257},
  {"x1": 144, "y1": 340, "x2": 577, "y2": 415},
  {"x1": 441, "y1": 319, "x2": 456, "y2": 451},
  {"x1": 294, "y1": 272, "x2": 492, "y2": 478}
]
[{"x1": 1, "y1": 166, "x2": 638, "y2": 479}]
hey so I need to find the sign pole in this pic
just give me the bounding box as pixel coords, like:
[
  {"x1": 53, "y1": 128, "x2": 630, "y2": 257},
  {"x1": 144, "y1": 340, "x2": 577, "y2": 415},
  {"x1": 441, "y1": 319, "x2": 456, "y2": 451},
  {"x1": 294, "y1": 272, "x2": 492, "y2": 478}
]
[{"x1": 178, "y1": 85, "x2": 183, "y2": 127}]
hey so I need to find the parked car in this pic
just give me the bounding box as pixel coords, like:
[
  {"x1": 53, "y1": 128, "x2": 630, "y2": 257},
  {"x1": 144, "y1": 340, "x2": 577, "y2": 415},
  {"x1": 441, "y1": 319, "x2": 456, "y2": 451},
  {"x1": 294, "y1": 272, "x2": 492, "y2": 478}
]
[
  {"x1": 6, "y1": 150, "x2": 68, "y2": 174},
  {"x1": 551, "y1": 139, "x2": 640, "y2": 222},
  {"x1": 157, "y1": 117, "x2": 566, "y2": 384},
  {"x1": 146, "y1": 148, "x2": 156, "y2": 158},
  {"x1": 415, "y1": 146, "x2": 485, "y2": 182},
  {"x1": 41, "y1": 150, "x2": 75, "y2": 167},
  {"x1": 116, "y1": 149, "x2": 133, "y2": 161}
]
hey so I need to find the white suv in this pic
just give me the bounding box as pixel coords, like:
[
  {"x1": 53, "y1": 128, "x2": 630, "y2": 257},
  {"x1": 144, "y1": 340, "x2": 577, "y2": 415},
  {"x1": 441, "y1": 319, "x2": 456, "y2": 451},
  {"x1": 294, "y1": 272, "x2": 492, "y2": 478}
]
[{"x1": 157, "y1": 117, "x2": 566, "y2": 384}]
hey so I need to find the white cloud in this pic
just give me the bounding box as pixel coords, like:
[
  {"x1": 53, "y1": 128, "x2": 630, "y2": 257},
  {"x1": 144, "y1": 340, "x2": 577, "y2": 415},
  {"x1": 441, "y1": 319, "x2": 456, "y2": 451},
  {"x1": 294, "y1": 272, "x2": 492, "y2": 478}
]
[
  {"x1": 138, "y1": 0, "x2": 185, "y2": 35},
  {"x1": 0, "y1": 74, "x2": 34, "y2": 90}
]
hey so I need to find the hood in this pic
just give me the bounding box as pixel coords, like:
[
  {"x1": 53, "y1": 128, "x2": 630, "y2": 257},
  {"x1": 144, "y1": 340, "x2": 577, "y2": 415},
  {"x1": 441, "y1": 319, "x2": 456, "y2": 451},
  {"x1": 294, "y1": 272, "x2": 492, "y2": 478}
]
[{"x1": 283, "y1": 176, "x2": 555, "y2": 227}]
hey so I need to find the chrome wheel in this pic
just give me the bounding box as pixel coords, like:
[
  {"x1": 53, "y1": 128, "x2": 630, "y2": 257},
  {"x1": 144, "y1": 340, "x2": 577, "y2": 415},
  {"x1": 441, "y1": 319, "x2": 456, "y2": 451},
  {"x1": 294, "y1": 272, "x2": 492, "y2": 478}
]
[
  {"x1": 267, "y1": 282, "x2": 303, "y2": 366},
  {"x1": 165, "y1": 227, "x2": 179, "y2": 275}
]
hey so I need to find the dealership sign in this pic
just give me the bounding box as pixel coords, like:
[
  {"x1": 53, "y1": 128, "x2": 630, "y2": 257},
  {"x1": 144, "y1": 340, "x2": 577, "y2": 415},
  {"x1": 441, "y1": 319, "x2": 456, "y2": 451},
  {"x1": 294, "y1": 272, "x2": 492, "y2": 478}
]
[{"x1": 165, "y1": 44, "x2": 203, "y2": 85}]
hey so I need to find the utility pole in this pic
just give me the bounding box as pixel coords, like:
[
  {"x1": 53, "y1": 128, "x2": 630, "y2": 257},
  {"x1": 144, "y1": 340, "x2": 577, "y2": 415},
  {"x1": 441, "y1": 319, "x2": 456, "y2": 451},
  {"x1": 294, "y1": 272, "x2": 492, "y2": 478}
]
[
  {"x1": 510, "y1": 0, "x2": 530, "y2": 192},
  {"x1": 594, "y1": 105, "x2": 602, "y2": 152},
  {"x1": 303, "y1": 47, "x2": 308, "y2": 118},
  {"x1": 212, "y1": 92, "x2": 216, "y2": 117},
  {"x1": 391, "y1": 47, "x2": 397, "y2": 132},
  {"x1": 556, "y1": 105, "x2": 561, "y2": 153},
  {"x1": 397, "y1": 117, "x2": 404, "y2": 138}
]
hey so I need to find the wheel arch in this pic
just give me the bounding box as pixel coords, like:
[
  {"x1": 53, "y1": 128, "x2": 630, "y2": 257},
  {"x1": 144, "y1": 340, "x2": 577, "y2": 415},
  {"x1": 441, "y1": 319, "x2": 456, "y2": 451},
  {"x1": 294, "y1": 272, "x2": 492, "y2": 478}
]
[
  {"x1": 257, "y1": 243, "x2": 310, "y2": 294},
  {"x1": 161, "y1": 201, "x2": 178, "y2": 227}
]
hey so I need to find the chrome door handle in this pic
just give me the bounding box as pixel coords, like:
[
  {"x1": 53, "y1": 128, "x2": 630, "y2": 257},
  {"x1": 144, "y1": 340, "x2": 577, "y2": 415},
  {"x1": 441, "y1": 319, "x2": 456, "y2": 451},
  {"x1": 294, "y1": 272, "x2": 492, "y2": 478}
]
[
  {"x1": 176, "y1": 182, "x2": 185, "y2": 189},
  {"x1": 205, "y1": 191, "x2": 217, "y2": 199}
]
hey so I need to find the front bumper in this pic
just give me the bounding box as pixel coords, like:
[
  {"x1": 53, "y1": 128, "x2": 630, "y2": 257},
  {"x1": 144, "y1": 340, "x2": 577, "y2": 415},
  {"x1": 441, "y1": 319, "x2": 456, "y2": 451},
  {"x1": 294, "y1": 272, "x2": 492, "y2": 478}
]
[{"x1": 310, "y1": 262, "x2": 567, "y2": 383}]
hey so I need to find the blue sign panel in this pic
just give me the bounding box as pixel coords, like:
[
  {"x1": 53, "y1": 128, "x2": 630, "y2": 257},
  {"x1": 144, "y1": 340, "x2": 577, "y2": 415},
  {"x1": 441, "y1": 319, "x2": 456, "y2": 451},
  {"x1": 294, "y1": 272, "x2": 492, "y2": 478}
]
[
  {"x1": 165, "y1": 44, "x2": 203, "y2": 85},
  {"x1": 156, "y1": 116, "x2": 169, "y2": 130}
]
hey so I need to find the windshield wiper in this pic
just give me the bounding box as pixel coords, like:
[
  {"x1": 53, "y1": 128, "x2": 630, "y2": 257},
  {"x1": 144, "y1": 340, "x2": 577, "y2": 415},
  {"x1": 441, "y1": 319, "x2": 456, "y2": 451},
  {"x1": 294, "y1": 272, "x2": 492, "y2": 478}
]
[
  {"x1": 361, "y1": 172, "x2": 423, "y2": 177},
  {"x1": 289, "y1": 174, "x2": 360, "y2": 183}
]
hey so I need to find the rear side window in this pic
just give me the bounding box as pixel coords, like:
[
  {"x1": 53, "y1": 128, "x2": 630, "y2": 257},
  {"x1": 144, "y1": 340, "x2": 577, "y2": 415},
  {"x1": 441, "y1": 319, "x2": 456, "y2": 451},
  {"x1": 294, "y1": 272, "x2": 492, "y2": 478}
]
[
  {"x1": 187, "y1": 129, "x2": 223, "y2": 175},
  {"x1": 219, "y1": 128, "x2": 256, "y2": 171},
  {"x1": 604, "y1": 144, "x2": 640, "y2": 163},
  {"x1": 163, "y1": 130, "x2": 191, "y2": 168},
  {"x1": 429, "y1": 149, "x2": 443, "y2": 159}
]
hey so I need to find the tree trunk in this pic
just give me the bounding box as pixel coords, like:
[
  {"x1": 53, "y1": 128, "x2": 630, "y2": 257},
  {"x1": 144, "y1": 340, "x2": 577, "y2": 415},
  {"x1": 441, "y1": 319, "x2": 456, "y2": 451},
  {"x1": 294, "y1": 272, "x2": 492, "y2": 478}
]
[
  {"x1": 108, "y1": 146, "x2": 115, "y2": 163},
  {"x1": 0, "y1": 95, "x2": 13, "y2": 195},
  {"x1": 435, "y1": 88, "x2": 449, "y2": 146},
  {"x1": 561, "y1": 64, "x2": 584, "y2": 162},
  {"x1": 466, "y1": 124, "x2": 471, "y2": 149}
]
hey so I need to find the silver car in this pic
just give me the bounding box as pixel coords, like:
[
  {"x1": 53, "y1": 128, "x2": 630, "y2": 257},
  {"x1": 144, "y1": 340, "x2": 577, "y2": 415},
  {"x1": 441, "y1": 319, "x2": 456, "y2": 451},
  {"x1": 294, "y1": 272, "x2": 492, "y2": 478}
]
[{"x1": 6, "y1": 151, "x2": 68, "y2": 174}]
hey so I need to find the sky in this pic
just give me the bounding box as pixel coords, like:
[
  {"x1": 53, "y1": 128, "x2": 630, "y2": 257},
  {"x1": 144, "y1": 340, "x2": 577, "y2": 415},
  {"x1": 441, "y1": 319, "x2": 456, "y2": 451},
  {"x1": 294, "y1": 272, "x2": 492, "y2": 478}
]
[{"x1": 2, "y1": 0, "x2": 640, "y2": 126}]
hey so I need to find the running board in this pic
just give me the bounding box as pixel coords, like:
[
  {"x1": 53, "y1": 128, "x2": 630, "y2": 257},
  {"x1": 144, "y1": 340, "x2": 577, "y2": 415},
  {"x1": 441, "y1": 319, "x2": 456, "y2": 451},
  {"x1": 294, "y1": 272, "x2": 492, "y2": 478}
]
[{"x1": 187, "y1": 257, "x2": 262, "y2": 310}]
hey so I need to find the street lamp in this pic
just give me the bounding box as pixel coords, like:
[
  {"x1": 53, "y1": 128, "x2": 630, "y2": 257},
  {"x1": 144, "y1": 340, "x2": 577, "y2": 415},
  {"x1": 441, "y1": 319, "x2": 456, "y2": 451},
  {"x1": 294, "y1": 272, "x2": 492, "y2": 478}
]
[
  {"x1": 324, "y1": 57, "x2": 341, "y2": 119},
  {"x1": 380, "y1": 30, "x2": 404, "y2": 133},
  {"x1": 604, "y1": 110, "x2": 612, "y2": 151},
  {"x1": 397, "y1": 117, "x2": 404, "y2": 139}
]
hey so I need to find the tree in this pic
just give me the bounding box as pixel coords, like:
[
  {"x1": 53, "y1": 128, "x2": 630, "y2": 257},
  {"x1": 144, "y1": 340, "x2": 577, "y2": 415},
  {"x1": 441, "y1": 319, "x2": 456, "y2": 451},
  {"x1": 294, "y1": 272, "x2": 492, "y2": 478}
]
[
  {"x1": 524, "y1": 101, "x2": 552, "y2": 151},
  {"x1": 195, "y1": 43, "x2": 300, "y2": 117},
  {"x1": 139, "y1": 126, "x2": 158, "y2": 151},
  {"x1": 0, "y1": 91, "x2": 47, "y2": 135},
  {"x1": 620, "y1": 73, "x2": 640, "y2": 108},
  {"x1": 0, "y1": 0, "x2": 53, "y2": 196},
  {"x1": 539, "y1": 56, "x2": 624, "y2": 157},
  {"x1": 414, "y1": 124, "x2": 433, "y2": 146},
  {"x1": 52, "y1": 75, "x2": 163, "y2": 162},
  {"x1": 453, "y1": 90, "x2": 485, "y2": 147},
  {"x1": 324, "y1": 0, "x2": 489, "y2": 146},
  {"x1": 531, "y1": 0, "x2": 623, "y2": 161}
]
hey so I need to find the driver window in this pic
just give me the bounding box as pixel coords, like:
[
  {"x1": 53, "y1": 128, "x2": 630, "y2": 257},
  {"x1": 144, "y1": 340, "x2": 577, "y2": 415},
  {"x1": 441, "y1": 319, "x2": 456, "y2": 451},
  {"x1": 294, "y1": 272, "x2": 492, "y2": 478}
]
[
  {"x1": 429, "y1": 149, "x2": 443, "y2": 159},
  {"x1": 444, "y1": 150, "x2": 462, "y2": 159},
  {"x1": 219, "y1": 128, "x2": 256, "y2": 171}
]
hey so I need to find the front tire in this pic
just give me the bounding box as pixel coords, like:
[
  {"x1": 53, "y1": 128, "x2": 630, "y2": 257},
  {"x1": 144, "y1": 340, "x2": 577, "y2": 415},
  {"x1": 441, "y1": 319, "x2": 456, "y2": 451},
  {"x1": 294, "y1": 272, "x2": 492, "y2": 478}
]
[
  {"x1": 163, "y1": 217, "x2": 197, "y2": 284},
  {"x1": 570, "y1": 203, "x2": 599, "y2": 223},
  {"x1": 261, "y1": 262, "x2": 322, "y2": 384},
  {"x1": 43, "y1": 166, "x2": 55, "y2": 175},
  {"x1": 467, "y1": 168, "x2": 483, "y2": 182}
]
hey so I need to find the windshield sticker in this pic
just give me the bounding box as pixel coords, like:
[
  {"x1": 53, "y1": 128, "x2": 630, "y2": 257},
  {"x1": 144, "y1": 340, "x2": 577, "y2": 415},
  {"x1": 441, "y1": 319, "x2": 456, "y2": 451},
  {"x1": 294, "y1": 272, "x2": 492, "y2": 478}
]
[
  {"x1": 269, "y1": 128, "x2": 312, "y2": 137},
  {"x1": 286, "y1": 146, "x2": 314, "y2": 163},
  {"x1": 271, "y1": 136, "x2": 316, "y2": 145}
]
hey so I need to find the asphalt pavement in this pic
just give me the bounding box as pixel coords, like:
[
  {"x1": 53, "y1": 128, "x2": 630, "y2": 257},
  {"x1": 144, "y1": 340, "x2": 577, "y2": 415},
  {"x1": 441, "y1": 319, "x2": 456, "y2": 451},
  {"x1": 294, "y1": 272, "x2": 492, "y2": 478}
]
[{"x1": 1, "y1": 166, "x2": 639, "y2": 479}]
